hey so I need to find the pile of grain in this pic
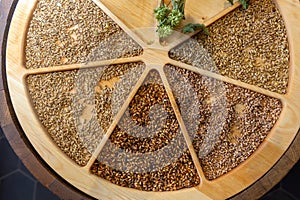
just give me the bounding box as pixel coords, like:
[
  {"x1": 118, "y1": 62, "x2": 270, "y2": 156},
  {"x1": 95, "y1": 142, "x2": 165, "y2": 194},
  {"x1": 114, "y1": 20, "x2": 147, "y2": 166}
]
[
  {"x1": 25, "y1": 0, "x2": 142, "y2": 69},
  {"x1": 170, "y1": 0, "x2": 289, "y2": 94},
  {"x1": 165, "y1": 65, "x2": 282, "y2": 179},
  {"x1": 91, "y1": 70, "x2": 200, "y2": 191},
  {"x1": 25, "y1": 0, "x2": 286, "y2": 189},
  {"x1": 27, "y1": 62, "x2": 145, "y2": 166}
]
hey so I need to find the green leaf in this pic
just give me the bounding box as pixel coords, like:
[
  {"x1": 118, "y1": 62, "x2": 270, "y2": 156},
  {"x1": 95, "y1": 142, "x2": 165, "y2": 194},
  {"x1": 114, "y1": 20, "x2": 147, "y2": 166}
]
[
  {"x1": 183, "y1": 23, "x2": 210, "y2": 35},
  {"x1": 171, "y1": 0, "x2": 178, "y2": 10},
  {"x1": 239, "y1": 0, "x2": 248, "y2": 9},
  {"x1": 227, "y1": 0, "x2": 248, "y2": 9},
  {"x1": 178, "y1": 0, "x2": 186, "y2": 17},
  {"x1": 171, "y1": 0, "x2": 185, "y2": 16},
  {"x1": 227, "y1": 0, "x2": 234, "y2": 5}
]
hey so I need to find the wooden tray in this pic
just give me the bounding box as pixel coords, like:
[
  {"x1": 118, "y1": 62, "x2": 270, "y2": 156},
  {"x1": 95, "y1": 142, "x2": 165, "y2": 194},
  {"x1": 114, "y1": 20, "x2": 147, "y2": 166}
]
[{"x1": 5, "y1": 0, "x2": 300, "y2": 199}]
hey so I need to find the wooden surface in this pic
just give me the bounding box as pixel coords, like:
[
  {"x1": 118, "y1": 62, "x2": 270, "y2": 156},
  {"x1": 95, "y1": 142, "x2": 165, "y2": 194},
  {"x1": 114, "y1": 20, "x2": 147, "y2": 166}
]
[
  {"x1": 93, "y1": 0, "x2": 240, "y2": 45},
  {"x1": 1, "y1": 0, "x2": 300, "y2": 199},
  {"x1": 231, "y1": 131, "x2": 300, "y2": 199},
  {"x1": 0, "y1": 0, "x2": 92, "y2": 199}
]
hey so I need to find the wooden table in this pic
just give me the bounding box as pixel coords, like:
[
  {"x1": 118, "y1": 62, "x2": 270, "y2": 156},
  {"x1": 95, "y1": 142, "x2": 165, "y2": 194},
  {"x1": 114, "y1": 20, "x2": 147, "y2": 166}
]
[{"x1": 0, "y1": 0, "x2": 299, "y2": 199}]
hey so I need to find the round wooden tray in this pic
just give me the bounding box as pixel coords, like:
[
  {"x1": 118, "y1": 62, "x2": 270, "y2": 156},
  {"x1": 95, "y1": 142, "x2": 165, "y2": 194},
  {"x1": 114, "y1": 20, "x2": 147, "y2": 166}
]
[{"x1": 3, "y1": 0, "x2": 300, "y2": 199}]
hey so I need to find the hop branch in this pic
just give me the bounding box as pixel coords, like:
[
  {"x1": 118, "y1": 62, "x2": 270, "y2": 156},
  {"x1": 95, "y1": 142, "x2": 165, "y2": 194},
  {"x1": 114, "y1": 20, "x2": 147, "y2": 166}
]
[
  {"x1": 228, "y1": 0, "x2": 249, "y2": 10},
  {"x1": 154, "y1": 0, "x2": 208, "y2": 38}
]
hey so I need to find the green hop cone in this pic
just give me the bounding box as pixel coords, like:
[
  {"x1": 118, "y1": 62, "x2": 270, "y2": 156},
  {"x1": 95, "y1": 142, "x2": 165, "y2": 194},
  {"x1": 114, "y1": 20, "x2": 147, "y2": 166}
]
[
  {"x1": 158, "y1": 25, "x2": 173, "y2": 38},
  {"x1": 167, "y1": 10, "x2": 184, "y2": 27},
  {"x1": 154, "y1": 5, "x2": 171, "y2": 22}
]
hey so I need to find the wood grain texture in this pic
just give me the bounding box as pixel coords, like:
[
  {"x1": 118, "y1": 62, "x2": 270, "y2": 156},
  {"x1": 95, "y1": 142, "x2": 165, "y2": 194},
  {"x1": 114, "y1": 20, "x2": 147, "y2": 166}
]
[
  {"x1": 230, "y1": 130, "x2": 300, "y2": 199},
  {"x1": 0, "y1": 91, "x2": 11, "y2": 128},
  {"x1": 92, "y1": 0, "x2": 241, "y2": 47},
  {"x1": 0, "y1": 0, "x2": 93, "y2": 199},
  {"x1": 1, "y1": 0, "x2": 300, "y2": 199},
  {"x1": 0, "y1": 0, "x2": 12, "y2": 92},
  {"x1": 0, "y1": 66, "x2": 3, "y2": 91},
  {"x1": 0, "y1": 94, "x2": 93, "y2": 200}
]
